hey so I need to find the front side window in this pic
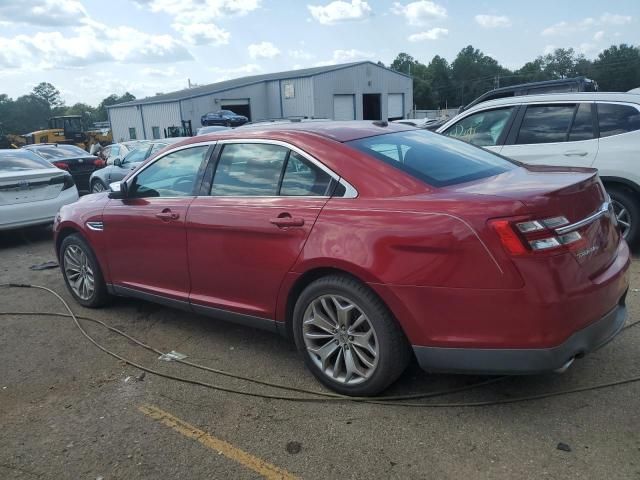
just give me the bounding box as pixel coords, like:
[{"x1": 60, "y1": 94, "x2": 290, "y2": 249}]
[
  {"x1": 443, "y1": 107, "x2": 514, "y2": 147},
  {"x1": 516, "y1": 105, "x2": 575, "y2": 144},
  {"x1": 348, "y1": 130, "x2": 515, "y2": 187},
  {"x1": 597, "y1": 103, "x2": 640, "y2": 137},
  {"x1": 130, "y1": 146, "x2": 209, "y2": 198},
  {"x1": 129, "y1": 128, "x2": 137, "y2": 140},
  {"x1": 152, "y1": 126, "x2": 161, "y2": 139},
  {"x1": 211, "y1": 143, "x2": 288, "y2": 196},
  {"x1": 123, "y1": 147, "x2": 150, "y2": 165}
]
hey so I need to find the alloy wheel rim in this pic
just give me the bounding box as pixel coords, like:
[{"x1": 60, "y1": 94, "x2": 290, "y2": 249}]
[
  {"x1": 92, "y1": 182, "x2": 105, "y2": 192},
  {"x1": 63, "y1": 245, "x2": 95, "y2": 300},
  {"x1": 302, "y1": 294, "x2": 379, "y2": 385},
  {"x1": 611, "y1": 199, "x2": 631, "y2": 239}
]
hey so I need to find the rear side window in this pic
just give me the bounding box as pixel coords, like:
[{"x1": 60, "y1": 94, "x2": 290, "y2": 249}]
[
  {"x1": 597, "y1": 103, "x2": 640, "y2": 137},
  {"x1": 281, "y1": 151, "x2": 332, "y2": 196},
  {"x1": 516, "y1": 105, "x2": 575, "y2": 144},
  {"x1": 211, "y1": 143, "x2": 288, "y2": 196},
  {"x1": 568, "y1": 103, "x2": 594, "y2": 141},
  {"x1": 443, "y1": 107, "x2": 514, "y2": 147},
  {"x1": 347, "y1": 130, "x2": 515, "y2": 187}
]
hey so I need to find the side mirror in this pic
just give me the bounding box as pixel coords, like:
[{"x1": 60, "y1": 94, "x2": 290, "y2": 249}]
[
  {"x1": 114, "y1": 157, "x2": 123, "y2": 167},
  {"x1": 108, "y1": 181, "x2": 128, "y2": 199}
]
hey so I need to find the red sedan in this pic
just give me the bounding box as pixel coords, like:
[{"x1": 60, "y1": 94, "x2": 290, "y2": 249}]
[{"x1": 53, "y1": 121, "x2": 630, "y2": 396}]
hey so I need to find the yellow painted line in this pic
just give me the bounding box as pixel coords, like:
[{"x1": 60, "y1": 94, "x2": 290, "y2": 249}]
[{"x1": 138, "y1": 404, "x2": 299, "y2": 480}]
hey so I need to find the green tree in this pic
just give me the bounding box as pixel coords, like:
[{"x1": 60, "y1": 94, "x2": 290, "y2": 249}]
[
  {"x1": 451, "y1": 46, "x2": 509, "y2": 105},
  {"x1": 425, "y1": 55, "x2": 453, "y2": 108},
  {"x1": 591, "y1": 44, "x2": 640, "y2": 91},
  {"x1": 95, "y1": 92, "x2": 136, "y2": 121},
  {"x1": 31, "y1": 82, "x2": 64, "y2": 109}
]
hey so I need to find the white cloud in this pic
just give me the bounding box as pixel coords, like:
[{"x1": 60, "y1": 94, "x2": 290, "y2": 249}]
[
  {"x1": 289, "y1": 49, "x2": 315, "y2": 60},
  {"x1": 0, "y1": 20, "x2": 193, "y2": 70},
  {"x1": 391, "y1": 1, "x2": 446, "y2": 26},
  {"x1": 172, "y1": 22, "x2": 230, "y2": 45},
  {"x1": 0, "y1": 0, "x2": 88, "y2": 26},
  {"x1": 593, "y1": 30, "x2": 605, "y2": 41},
  {"x1": 208, "y1": 64, "x2": 262, "y2": 81},
  {"x1": 474, "y1": 14, "x2": 511, "y2": 28},
  {"x1": 408, "y1": 27, "x2": 448, "y2": 41},
  {"x1": 600, "y1": 13, "x2": 632, "y2": 25},
  {"x1": 307, "y1": 0, "x2": 372, "y2": 25},
  {"x1": 136, "y1": 0, "x2": 261, "y2": 45},
  {"x1": 543, "y1": 45, "x2": 556, "y2": 55},
  {"x1": 542, "y1": 12, "x2": 632, "y2": 36},
  {"x1": 315, "y1": 48, "x2": 373, "y2": 66},
  {"x1": 248, "y1": 41, "x2": 281, "y2": 59},
  {"x1": 142, "y1": 66, "x2": 179, "y2": 77}
]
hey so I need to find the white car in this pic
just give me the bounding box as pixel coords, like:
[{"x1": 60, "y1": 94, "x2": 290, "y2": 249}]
[
  {"x1": 438, "y1": 92, "x2": 640, "y2": 244},
  {"x1": 0, "y1": 149, "x2": 79, "y2": 230}
]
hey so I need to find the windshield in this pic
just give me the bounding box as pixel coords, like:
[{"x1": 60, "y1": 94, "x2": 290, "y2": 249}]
[
  {"x1": 123, "y1": 146, "x2": 151, "y2": 164},
  {"x1": 0, "y1": 151, "x2": 54, "y2": 171},
  {"x1": 347, "y1": 130, "x2": 516, "y2": 187},
  {"x1": 28, "y1": 147, "x2": 79, "y2": 160}
]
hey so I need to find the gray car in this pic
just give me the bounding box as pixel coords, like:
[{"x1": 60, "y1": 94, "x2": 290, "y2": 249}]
[{"x1": 89, "y1": 138, "x2": 188, "y2": 192}]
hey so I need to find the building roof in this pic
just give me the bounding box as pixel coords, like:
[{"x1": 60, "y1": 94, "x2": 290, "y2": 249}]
[{"x1": 108, "y1": 61, "x2": 410, "y2": 109}]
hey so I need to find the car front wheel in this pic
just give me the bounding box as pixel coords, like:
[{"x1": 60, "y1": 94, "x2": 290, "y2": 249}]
[
  {"x1": 293, "y1": 275, "x2": 410, "y2": 396},
  {"x1": 608, "y1": 187, "x2": 639, "y2": 246},
  {"x1": 60, "y1": 234, "x2": 109, "y2": 308},
  {"x1": 91, "y1": 180, "x2": 107, "y2": 193}
]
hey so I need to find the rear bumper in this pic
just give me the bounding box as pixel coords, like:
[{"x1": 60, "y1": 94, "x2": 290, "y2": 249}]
[
  {"x1": 0, "y1": 187, "x2": 79, "y2": 231},
  {"x1": 413, "y1": 297, "x2": 627, "y2": 374}
]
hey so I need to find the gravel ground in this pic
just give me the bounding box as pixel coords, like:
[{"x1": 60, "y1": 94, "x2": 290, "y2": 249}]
[{"x1": 1, "y1": 226, "x2": 639, "y2": 480}]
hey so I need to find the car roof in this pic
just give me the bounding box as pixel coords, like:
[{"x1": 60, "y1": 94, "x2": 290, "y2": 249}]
[
  {"x1": 225, "y1": 120, "x2": 415, "y2": 142},
  {"x1": 460, "y1": 91, "x2": 640, "y2": 112}
]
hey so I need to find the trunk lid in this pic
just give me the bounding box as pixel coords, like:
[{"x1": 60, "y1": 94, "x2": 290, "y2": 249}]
[
  {"x1": 0, "y1": 169, "x2": 66, "y2": 205},
  {"x1": 53, "y1": 156, "x2": 99, "y2": 174},
  {"x1": 449, "y1": 165, "x2": 619, "y2": 278}
]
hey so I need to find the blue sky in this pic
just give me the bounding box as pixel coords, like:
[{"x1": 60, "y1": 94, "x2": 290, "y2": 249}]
[{"x1": 0, "y1": 0, "x2": 638, "y2": 105}]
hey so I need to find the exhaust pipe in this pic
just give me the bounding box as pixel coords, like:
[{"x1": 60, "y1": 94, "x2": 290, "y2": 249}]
[{"x1": 554, "y1": 357, "x2": 575, "y2": 374}]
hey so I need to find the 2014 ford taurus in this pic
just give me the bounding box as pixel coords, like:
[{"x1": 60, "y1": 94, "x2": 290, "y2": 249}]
[{"x1": 53, "y1": 121, "x2": 630, "y2": 396}]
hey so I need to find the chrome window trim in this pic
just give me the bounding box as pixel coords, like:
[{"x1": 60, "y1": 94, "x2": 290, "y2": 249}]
[
  {"x1": 555, "y1": 201, "x2": 611, "y2": 235},
  {"x1": 215, "y1": 138, "x2": 358, "y2": 198}
]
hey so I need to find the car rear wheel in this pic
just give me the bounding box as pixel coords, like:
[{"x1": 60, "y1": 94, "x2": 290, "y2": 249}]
[
  {"x1": 608, "y1": 187, "x2": 639, "y2": 245},
  {"x1": 91, "y1": 180, "x2": 107, "y2": 193},
  {"x1": 60, "y1": 234, "x2": 109, "y2": 308},
  {"x1": 293, "y1": 275, "x2": 410, "y2": 396}
]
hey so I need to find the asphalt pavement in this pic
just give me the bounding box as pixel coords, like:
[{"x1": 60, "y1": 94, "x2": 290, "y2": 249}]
[{"x1": 1, "y1": 226, "x2": 639, "y2": 479}]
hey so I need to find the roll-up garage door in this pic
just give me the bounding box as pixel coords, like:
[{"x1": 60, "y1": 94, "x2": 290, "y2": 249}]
[
  {"x1": 388, "y1": 94, "x2": 404, "y2": 120},
  {"x1": 333, "y1": 95, "x2": 355, "y2": 121}
]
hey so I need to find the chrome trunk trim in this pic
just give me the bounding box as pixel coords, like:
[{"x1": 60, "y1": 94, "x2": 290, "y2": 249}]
[{"x1": 554, "y1": 202, "x2": 611, "y2": 235}]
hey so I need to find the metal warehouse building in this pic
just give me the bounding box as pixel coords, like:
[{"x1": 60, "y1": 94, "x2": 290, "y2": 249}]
[{"x1": 107, "y1": 61, "x2": 413, "y2": 142}]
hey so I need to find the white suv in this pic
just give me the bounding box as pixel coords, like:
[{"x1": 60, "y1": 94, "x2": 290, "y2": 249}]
[{"x1": 438, "y1": 92, "x2": 640, "y2": 245}]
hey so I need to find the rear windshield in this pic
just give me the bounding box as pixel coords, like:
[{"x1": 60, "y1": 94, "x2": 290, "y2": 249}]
[
  {"x1": 58, "y1": 145, "x2": 90, "y2": 156},
  {"x1": 0, "y1": 151, "x2": 54, "y2": 171},
  {"x1": 347, "y1": 130, "x2": 516, "y2": 187},
  {"x1": 29, "y1": 147, "x2": 77, "y2": 160}
]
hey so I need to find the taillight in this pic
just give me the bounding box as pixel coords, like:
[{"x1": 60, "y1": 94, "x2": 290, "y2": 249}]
[
  {"x1": 491, "y1": 216, "x2": 583, "y2": 255},
  {"x1": 62, "y1": 174, "x2": 75, "y2": 190},
  {"x1": 93, "y1": 159, "x2": 106, "y2": 167},
  {"x1": 53, "y1": 161, "x2": 69, "y2": 170}
]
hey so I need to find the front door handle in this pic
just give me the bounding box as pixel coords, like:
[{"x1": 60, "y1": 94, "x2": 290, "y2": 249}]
[
  {"x1": 270, "y1": 215, "x2": 305, "y2": 227},
  {"x1": 564, "y1": 150, "x2": 588, "y2": 157},
  {"x1": 155, "y1": 209, "x2": 180, "y2": 221}
]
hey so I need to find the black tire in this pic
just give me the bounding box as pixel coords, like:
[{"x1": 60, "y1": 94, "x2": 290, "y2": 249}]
[
  {"x1": 607, "y1": 186, "x2": 639, "y2": 246},
  {"x1": 91, "y1": 179, "x2": 107, "y2": 193},
  {"x1": 59, "y1": 233, "x2": 109, "y2": 308},
  {"x1": 292, "y1": 274, "x2": 410, "y2": 396}
]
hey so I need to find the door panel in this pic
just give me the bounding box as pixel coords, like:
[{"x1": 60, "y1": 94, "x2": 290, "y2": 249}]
[
  {"x1": 500, "y1": 138, "x2": 599, "y2": 167},
  {"x1": 104, "y1": 197, "x2": 193, "y2": 300},
  {"x1": 187, "y1": 197, "x2": 328, "y2": 318}
]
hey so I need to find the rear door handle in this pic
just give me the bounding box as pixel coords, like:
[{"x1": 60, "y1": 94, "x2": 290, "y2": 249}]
[
  {"x1": 564, "y1": 151, "x2": 588, "y2": 157},
  {"x1": 155, "y1": 209, "x2": 180, "y2": 221},
  {"x1": 270, "y1": 216, "x2": 305, "y2": 227}
]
